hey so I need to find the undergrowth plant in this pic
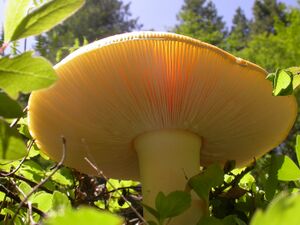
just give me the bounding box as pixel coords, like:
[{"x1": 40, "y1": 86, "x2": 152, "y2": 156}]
[{"x1": 0, "y1": 1, "x2": 300, "y2": 225}]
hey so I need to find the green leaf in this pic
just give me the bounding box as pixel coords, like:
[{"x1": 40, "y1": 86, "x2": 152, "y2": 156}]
[
  {"x1": 50, "y1": 167, "x2": 73, "y2": 186},
  {"x1": 18, "y1": 180, "x2": 32, "y2": 197},
  {"x1": 229, "y1": 168, "x2": 255, "y2": 190},
  {"x1": 0, "y1": 51, "x2": 57, "y2": 97},
  {"x1": 141, "y1": 203, "x2": 160, "y2": 220},
  {"x1": 250, "y1": 193, "x2": 300, "y2": 225},
  {"x1": 4, "y1": 0, "x2": 31, "y2": 42},
  {"x1": 43, "y1": 207, "x2": 123, "y2": 225},
  {"x1": 0, "y1": 192, "x2": 6, "y2": 202},
  {"x1": 107, "y1": 198, "x2": 130, "y2": 213},
  {"x1": 6, "y1": 0, "x2": 85, "y2": 42},
  {"x1": 19, "y1": 160, "x2": 45, "y2": 183},
  {"x1": 107, "y1": 179, "x2": 121, "y2": 192},
  {"x1": 278, "y1": 156, "x2": 300, "y2": 181},
  {"x1": 287, "y1": 67, "x2": 300, "y2": 89},
  {"x1": 264, "y1": 154, "x2": 283, "y2": 201},
  {"x1": 120, "y1": 180, "x2": 140, "y2": 194},
  {"x1": 52, "y1": 191, "x2": 71, "y2": 211},
  {"x1": 287, "y1": 67, "x2": 300, "y2": 75},
  {"x1": 147, "y1": 221, "x2": 158, "y2": 225},
  {"x1": 189, "y1": 164, "x2": 224, "y2": 202},
  {"x1": 222, "y1": 215, "x2": 247, "y2": 225},
  {"x1": 197, "y1": 216, "x2": 223, "y2": 225},
  {"x1": 267, "y1": 69, "x2": 295, "y2": 96},
  {"x1": 273, "y1": 69, "x2": 293, "y2": 96},
  {"x1": 31, "y1": 191, "x2": 53, "y2": 212},
  {"x1": 266, "y1": 72, "x2": 275, "y2": 82},
  {"x1": 94, "y1": 200, "x2": 105, "y2": 210},
  {"x1": 0, "y1": 119, "x2": 27, "y2": 160},
  {"x1": 155, "y1": 191, "x2": 191, "y2": 221},
  {"x1": 0, "y1": 91, "x2": 23, "y2": 118},
  {"x1": 295, "y1": 135, "x2": 300, "y2": 165},
  {"x1": 292, "y1": 75, "x2": 300, "y2": 90},
  {"x1": 17, "y1": 118, "x2": 32, "y2": 139}
]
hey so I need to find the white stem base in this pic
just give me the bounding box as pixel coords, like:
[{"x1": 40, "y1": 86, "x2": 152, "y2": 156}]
[{"x1": 134, "y1": 129, "x2": 203, "y2": 225}]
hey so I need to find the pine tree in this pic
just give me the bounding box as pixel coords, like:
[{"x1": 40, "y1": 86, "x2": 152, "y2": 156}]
[
  {"x1": 240, "y1": 8, "x2": 300, "y2": 71},
  {"x1": 174, "y1": 0, "x2": 226, "y2": 46},
  {"x1": 35, "y1": 0, "x2": 141, "y2": 63},
  {"x1": 251, "y1": 0, "x2": 287, "y2": 35},
  {"x1": 225, "y1": 7, "x2": 250, "y2": 52}
]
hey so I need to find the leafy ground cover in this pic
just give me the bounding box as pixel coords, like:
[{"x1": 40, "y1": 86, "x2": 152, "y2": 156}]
[{"x1": 1, "y1": 0, "x2": 300, "y2": 225}]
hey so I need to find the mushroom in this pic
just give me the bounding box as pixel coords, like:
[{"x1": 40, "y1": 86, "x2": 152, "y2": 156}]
[{"x1": 28, "y1": 32, "x2": 297, "y2": 224}]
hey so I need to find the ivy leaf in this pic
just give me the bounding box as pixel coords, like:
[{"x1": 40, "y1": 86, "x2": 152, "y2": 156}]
[
  {"x1": 43, "y1": 207, "x2": 123, "y2": 225},
  {"x1": 0, "y1": 119, "x2": 27, "y2": 160},
  {"x1": 5, "y1": 0, "x2": 85, "y2": 42},
  {"x1": 189, "y1": 164, "x2": 224, "y2": 203},
  {"x1": 278, "y1": 156, "x2": 300, "y2": 181},
  {"x1": 155, "y1": 191, "x2": 191, "y2": 221},
  {"x1": 0, "y1": 51, "x2": 57, "y2": 97},
  {"x1": 0, "y1": 91, "x2": 23, "y2": 118},
  {"x1": 4, "y1": 0, "x2": 31, "y2": 42}
]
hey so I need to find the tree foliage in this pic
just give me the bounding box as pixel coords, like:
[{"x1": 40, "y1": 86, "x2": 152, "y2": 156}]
[
  {"x1": 225, "y1": 7, "x2": 250, "y2": 52},
  {"x1": 174, "y1": 0, "x2": 226, "y2": 46},
  {"x1": 35, "y1": 0, "x2": 141, "y2": 62},
  {"x1": 251, "y1": 0, "x2": 287, "y2": 35},
  {"x1": 239, "y1": 8, "x2": 300, "y2": 71}
]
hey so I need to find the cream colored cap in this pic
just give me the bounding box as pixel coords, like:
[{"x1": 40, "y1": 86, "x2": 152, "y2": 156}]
[{"x1": 28, "y1": 32, "x2": 297, "y2": 179}]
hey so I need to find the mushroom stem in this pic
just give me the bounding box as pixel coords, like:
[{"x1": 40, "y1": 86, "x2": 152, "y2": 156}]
[{"x1": 134, "y1": 129, "x2": 203, "y2": 225}]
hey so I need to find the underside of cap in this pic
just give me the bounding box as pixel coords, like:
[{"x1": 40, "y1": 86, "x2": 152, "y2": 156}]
[{"x1": 28, "y1": 31, "x2": 297, "y2": 179}]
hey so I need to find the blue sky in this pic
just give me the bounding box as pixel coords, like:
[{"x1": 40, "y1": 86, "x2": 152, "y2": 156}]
[
  {"x1": 0, "y1": 0, "x2": 299, "y2": 34},
  {"x1": 124, "y1": 0, "x2": 298, "y2": 30}
]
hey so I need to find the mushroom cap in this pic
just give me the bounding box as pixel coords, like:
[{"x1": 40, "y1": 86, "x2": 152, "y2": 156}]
[{"x1": 28, "y1": 32, "x2": 297, "y2": 180}]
